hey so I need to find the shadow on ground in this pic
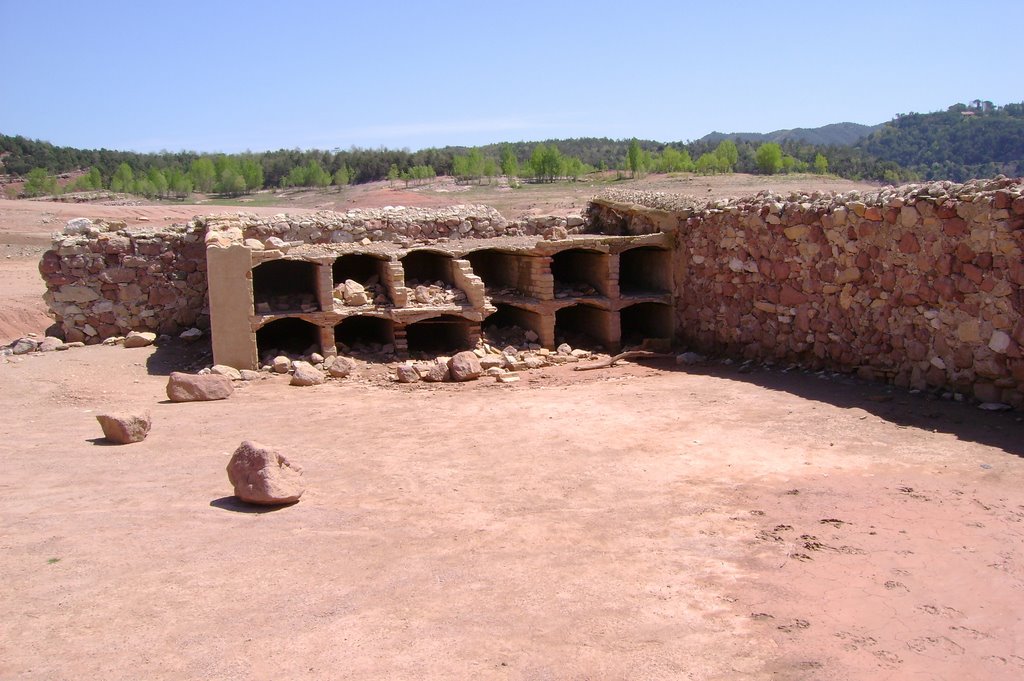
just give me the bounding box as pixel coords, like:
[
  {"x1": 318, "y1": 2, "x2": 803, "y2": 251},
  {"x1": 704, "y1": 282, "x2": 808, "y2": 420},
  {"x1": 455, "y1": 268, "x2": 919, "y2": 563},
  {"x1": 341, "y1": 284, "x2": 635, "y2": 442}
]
[
  {"x1": 209, "y1": 496, "x2": 298, "y2": 514},
  {"x1": 631, "y1": 356, "x2": 1024, "y2": 458},
  {"x1": 145, "y1": 338, "x2": 214, "y2": 376}
]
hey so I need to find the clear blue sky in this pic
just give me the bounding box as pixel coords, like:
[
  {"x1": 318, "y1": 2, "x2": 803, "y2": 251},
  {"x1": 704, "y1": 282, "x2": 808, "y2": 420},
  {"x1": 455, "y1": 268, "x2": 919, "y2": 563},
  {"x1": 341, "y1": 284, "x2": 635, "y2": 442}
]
[{"x1": 1, "y1": 0, "x2": 1019, "y2": 153}]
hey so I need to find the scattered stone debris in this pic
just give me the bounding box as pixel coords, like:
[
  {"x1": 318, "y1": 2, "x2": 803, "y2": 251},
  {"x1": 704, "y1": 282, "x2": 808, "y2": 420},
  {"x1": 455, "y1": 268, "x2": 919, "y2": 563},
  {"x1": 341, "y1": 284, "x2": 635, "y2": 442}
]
[
  {"x1": 95, "y1": 412, "x2": 152, "y2": 444},
  {"x1": 408, "y1": 280, "x2": 466, "y2": 306},
  {"x1": 226, "y1": 441, "x2": 304, "y2": 505},
  {"x1": 166, "y1": 372, "x2": 233, "y2": 402}
]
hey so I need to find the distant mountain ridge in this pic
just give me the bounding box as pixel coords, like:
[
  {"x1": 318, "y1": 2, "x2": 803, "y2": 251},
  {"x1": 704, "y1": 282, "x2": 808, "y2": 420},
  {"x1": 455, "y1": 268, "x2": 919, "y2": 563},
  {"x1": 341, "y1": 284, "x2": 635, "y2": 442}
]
[{"x1": 698, "y1": 122, "x2": 883, "y2": 147}]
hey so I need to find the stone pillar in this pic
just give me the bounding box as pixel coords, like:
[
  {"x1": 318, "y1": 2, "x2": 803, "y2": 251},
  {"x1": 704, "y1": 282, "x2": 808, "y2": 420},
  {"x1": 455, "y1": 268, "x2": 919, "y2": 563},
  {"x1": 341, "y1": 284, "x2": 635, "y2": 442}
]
[{"x1": 207, "y1": 244, "x2": 258, "y2": 370}]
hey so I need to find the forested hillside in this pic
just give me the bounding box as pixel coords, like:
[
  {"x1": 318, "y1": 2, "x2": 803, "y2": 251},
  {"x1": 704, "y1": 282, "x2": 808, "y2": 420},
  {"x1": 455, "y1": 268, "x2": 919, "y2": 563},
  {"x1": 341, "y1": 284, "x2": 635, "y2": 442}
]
[
  {"x1": 1, "y1": 101, "x2": 1019, "y2": 198},
  {"x1": 856, "y1": 101, "x2": 1024, "y2": 181},
  {"x1": 699, "y1": 122, "x2": 882, "y2": 147}
]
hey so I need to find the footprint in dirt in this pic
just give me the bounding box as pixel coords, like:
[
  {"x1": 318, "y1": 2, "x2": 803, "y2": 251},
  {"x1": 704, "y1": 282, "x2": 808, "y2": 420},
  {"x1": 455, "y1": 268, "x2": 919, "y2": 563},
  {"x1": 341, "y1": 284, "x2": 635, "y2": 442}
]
[
  {"x1": 873, "y1": 650, "x2": 903, "y2": 668},
  {"x1": 884, "y1": 580, "x2": 909, "y2": 592},
  {"x1": 777, "y1": 619, "x2": 810, "y2": 633},
  {"x1": 907, "y1": 636, "x2": 965, "y2": 656},
  {"x1": 918, "y1": 604, "x2": 964, "y2": 618},
  {"x1": 834, "y1": 631, "x2": 878, "y2": 651}
]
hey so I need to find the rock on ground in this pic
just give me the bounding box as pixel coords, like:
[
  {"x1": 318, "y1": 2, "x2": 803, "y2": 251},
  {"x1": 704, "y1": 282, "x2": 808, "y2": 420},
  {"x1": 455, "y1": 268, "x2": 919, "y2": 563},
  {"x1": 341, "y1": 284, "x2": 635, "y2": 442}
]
[
  {"x1": 290, "y1": 361, "x2": 325, "y2": 386},
  {"x1": 38, "y1": 337, "x2": 66, "y2": 352},
  {"x1": 226, "y1": 440, "x2": 304, "y2": 505},
  {"x1": 211, "y1": 364, "x2": 242, "y2": 380},
  {"x1": 396, "y1": 364, "x2": 420, "y2": 383},
  {"x1": 272, "y1": 356, "x2": 292, "y2": 374},
  {"x1": 95, "y1": 412, "x2": 152, "y2": 444},
  {"x1": 416, "y1": 359, "x2": 450, "y2": 383},
  {"x1": 325, "y1": 356, "x2": 356, "y2": 378},
  {"x1": 123, "y1": 331, "x2": 156, "y2": 349},
  {"x1": 448, "y1": 351, "x2": 483, "y2": 381},
  {"x1": 166, "y1": 372, "x2": 234, "y2": 402}
]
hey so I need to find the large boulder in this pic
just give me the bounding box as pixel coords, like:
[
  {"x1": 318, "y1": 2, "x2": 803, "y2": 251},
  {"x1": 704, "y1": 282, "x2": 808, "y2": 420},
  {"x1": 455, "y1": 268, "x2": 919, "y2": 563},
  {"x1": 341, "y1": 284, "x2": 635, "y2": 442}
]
[
  {"x1": 96, "y1": 412, "x2": 151, "y2": 444},
  {"x1": 290, "y1": 361, "x2": 325, "y2": 386},
  {"x1": 166, "y1": 372, "x2": 233, "y2": 402},
  {"x1": 226, "y1": 441, "x2": 304, "y2": 505},
  {"x1": 448, "y1": 351, "x2": 483, "y2": 381}
]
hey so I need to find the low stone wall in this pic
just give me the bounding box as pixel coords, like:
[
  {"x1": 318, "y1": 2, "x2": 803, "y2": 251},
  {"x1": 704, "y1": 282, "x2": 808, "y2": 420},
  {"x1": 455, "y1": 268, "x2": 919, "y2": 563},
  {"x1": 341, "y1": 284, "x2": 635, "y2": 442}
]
[
  {"x1": 39, "y1": 218, "x2": 208, "y2": 343},
  {"x1": 593, "y1": 177, "x2": 1024, "y2": 405},
  {"x1": 201, "y1": 205, "x2": 586, "y2": 247}
]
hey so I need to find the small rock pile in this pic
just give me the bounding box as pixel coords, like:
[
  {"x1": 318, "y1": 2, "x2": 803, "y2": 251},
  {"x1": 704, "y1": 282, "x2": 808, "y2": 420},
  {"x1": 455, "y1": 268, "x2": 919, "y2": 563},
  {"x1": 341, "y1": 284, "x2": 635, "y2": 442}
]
[
  {"x1": 395, "y1": 342, "x2": 594, "y2": 384},
  {"x1": 408, "y1": 280, "x2": 467, "y2": 306},
  {"x1": 332, "y1": 279, "x2": 388, "y2": 307}
]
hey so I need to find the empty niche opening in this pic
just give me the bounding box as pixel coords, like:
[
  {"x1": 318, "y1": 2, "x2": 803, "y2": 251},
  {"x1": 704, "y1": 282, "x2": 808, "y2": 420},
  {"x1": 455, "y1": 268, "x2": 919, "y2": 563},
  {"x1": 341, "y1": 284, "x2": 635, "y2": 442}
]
[
  {"x1": 619, "y1": 302, "x2": 673, "y2": 345},
  {"x1": 401, "y1": 250, "x2": 455, "y2": 286},
  {"x1": 482, "y1": 304, "x2": 542, "y2": 347},
  {"x1": 551, "y1": 249, "x2": 607, "y2": 297},
  {"x1": 465, "y1": 249, "x2": 523, "y2": 295},
  {"x1": 257, "y1": 317, "x2": 321, "y2": 359},
  {"x1": 333, "y1": 254, "x2": 390, "y2": 304},
  {"x1": 619, "y1": 247, "x2": 671, "y2": 294},
  {"x1": 405, "y1": 315, "x2": 474, "y2": 356},
  {"x1": 555, "y1": 304, "x2": 609, "y2": 351},
  {"x1": 253, "y1": 259, "x2": 319, "y2": 314},
  {"x1": 334, "y1": 315, "x2": 395, "y2": 355}
]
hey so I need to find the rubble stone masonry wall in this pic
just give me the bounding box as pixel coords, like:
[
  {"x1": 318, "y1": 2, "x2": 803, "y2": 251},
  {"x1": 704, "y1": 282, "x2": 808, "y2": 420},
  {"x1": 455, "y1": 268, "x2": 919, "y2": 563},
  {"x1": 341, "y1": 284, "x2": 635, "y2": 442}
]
[
  {"x1": 39, "y1": 219, "x2": 208, "y2": 342},
  {"x1": 591, "y1": 178, "x2": 1024, "y2": 405}
]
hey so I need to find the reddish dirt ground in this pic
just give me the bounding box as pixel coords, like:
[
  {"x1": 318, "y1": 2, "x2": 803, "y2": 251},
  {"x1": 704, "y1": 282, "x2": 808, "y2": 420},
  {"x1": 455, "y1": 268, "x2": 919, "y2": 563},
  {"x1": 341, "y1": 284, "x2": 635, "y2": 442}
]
[
  {"x1": 0, "y1": 347, "x2": 1021, "y2": 680},
  {"x1": 1, "y1": 177, "x2": 1021, "y2": 680}
]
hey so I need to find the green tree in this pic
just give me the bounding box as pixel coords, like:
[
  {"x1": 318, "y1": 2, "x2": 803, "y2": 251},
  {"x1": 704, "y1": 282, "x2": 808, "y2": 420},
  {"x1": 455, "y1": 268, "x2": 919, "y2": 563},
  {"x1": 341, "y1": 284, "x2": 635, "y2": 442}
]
[
  {"x1": 695, "y1": 153, "x2": 720, "y2": 175},
  {"x1": 22, "y1": 167, "x2": 59, "y2": 197},
  {"x1": 813, "y1": 153, "x2": 829, "y2": 174},
  {"x1": 483, "y1": 158, "x2": 498, "y2": 184},
  {"x1": 713, "y1": 140, "x2": 738, "y2": 172},
  {"x1": 147, "y1": 167, "x2": 168, "y2": 197},
  {"x1": 500, "y1": 144, "x2": 518, "y2": 178},
  {"x1": 218, "y1": 169, "x2": 246, "y2": 196},
  {"x1": 627, "y1": 138, "x2": 642, "y2": 178},
  {"x1": 334, "y1": 166, "x2": 351, "y2": 187},
  {"x1": 658, "y1": 147, "x2": 694, "y2": 173},
  {"x1": 189, "y1": 157, "x2": 216, "y2": 193},
  {"x1": 387, "y1": 163, "x2": 399, "y2": 187},
  {"x1": 165, "y1": 168, "x2": 192, "y2": 198},
  {"x1": 110, "y1": 163, "x2": 135, "y2": 192},
  {"x1": 239, "y1": 158, "x2": 264, "y2": 192},
  {"x1": 755, "y1": 143, "x2": 783, "y2": 174}
]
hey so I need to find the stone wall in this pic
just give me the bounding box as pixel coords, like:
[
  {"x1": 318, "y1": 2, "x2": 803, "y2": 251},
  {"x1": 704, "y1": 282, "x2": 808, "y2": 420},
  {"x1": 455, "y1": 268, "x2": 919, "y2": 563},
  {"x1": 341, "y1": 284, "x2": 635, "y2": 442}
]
[
  {"x1": 592, "y1": 177, "x2": 1024, "y2": 406},
  {"x1": 39, "y1": 218, "x2": 208, "y2": 343},
  {"x1": 201, "y1": 205, "x2": 586, "y2": 247}
]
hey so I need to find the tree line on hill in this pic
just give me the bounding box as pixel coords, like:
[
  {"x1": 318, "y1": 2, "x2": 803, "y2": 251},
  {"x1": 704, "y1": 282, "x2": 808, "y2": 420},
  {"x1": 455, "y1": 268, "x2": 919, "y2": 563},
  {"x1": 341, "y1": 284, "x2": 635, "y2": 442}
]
[{"x1": 2, "y1": 101, "x2": 1020, "y2": 198}]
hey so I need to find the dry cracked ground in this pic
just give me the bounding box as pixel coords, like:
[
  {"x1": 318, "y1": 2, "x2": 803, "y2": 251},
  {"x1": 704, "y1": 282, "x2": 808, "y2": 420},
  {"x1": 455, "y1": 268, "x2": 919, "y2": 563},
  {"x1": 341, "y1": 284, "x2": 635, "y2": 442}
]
[{"x1": 1, "y1": 176, "x2": 1022, "y2": 680}]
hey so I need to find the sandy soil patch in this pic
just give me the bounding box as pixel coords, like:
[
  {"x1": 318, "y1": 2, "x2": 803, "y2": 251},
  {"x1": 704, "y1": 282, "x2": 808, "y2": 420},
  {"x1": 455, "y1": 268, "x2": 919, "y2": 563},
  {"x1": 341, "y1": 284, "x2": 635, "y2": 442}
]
[{"x1": 0, "y1": 345, "x2": 1021, "y2": 680}]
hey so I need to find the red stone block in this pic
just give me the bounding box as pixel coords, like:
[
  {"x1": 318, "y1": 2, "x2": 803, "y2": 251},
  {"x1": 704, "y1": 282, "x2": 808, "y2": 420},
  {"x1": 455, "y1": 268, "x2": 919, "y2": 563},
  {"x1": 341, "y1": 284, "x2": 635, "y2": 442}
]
[
  {"x1": 898, "y1": 232, "x2": 920, "y2": 254},
  {"x1": 943, "y1": 218, "x2": 968, "y2": 237}
]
